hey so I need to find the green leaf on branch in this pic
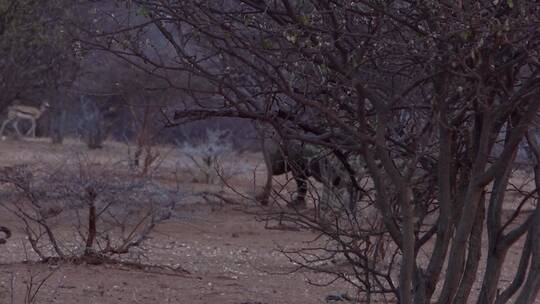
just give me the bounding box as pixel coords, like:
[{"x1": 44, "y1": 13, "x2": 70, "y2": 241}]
[
  {"x1": 261, "y1": 38, "x2": 273, "y2": 50},
  {"x1": 136, "y1": 7, "x2": 150, "y2": 17},
  {"x1": 299, "y1": 15, "x2": 310, "y2": 25}
]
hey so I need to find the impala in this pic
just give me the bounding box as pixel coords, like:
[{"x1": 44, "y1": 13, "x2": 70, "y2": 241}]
[{"x1": 0, "y1": 102, "x2": 50, "y2": 139}]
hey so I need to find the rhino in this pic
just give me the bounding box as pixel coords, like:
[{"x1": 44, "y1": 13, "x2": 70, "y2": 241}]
[{"x1": 257, "y1": 134, "x2": 363, "y2": 211}]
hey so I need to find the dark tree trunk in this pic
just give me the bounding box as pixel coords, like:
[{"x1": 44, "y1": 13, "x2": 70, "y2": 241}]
[
  {"x1": 84, "y1": 187, "x2": 97, "y2": 256},
  {"x1": 50, "y1": 100, "x2": 66, "y2": 144},
  {"x1": 79, "y1": 95, "x2": 119, "y2": 149},
  {"x1": 86, "y1": 124, "x2": 105, "y2": 149}
]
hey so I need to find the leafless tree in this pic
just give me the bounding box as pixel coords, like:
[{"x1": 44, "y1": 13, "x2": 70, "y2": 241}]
[
  {"x1": 79, "y1": 94, "x2": 123, "y2": 149},
  {"x1": 81, "y1": 1, "x2": 540, "y2": 303}
]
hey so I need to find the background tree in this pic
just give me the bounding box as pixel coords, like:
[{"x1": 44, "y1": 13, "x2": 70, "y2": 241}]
[{"x1": 0, "y1": 0, "x2": 85, "y2": 141}]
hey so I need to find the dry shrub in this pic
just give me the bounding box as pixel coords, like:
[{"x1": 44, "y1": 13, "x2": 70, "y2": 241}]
[
  {"x1": 0, "y1": 153, "x2": 181, "y2": 263},
  {"x1": 179, "y1": 129, "x2": 249, "y2": 185},
  {"x1": 128, "y1": 104, "x2": 161, "y2": 177}
]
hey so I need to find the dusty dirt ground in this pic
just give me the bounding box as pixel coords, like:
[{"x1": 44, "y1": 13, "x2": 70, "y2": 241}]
[
  {"x1": 0, "y1": 138, "x2": 538, "y2": 304},
  {"x1": 0, "y1": 138, "x2": 354, "y2": 304}
]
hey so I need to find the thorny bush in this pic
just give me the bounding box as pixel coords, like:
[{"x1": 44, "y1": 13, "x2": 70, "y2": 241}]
[{"x1": 0, "y1": 154, "x2": 180, "y2": 263}]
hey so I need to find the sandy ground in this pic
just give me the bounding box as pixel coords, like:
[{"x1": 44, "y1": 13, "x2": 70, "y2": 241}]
[
  {"x1": 0, "y1": 138, "x2": 538, "y2": 304},
  {"x1": 0, "y1": 205, "x2": 353, "y2": 304},
  {"x1": 0, "y1": 138, "x2": 354, "y2": 304}
]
